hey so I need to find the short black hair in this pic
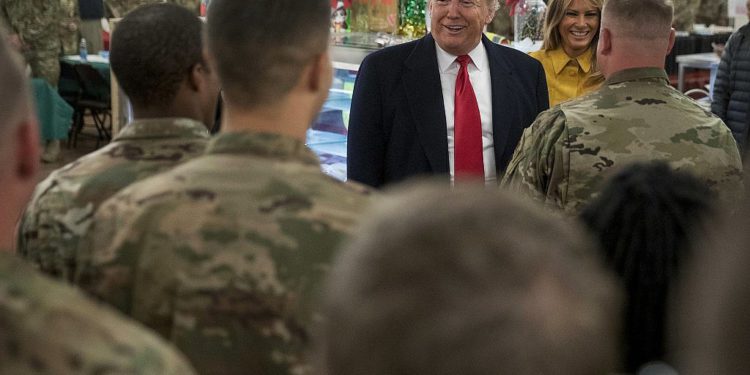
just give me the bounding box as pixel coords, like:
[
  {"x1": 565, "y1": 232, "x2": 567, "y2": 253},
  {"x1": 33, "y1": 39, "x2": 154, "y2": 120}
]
[
  {"x1": 109, "y1": 3, "x2": 204, "y2": 108},
  {"x1": 580, "y1": 161, "x2": 716, "y2": 372},
  {"x1": 207, "y1": 0, "x2": 330, "y2": 108}
]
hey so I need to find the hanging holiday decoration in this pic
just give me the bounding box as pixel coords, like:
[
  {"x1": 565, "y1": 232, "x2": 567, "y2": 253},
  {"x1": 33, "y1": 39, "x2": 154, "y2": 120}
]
[
  {"x1": 399, "y1": 0, "x2": 426, "y2": 37},
  {"x1": 351, "y1": 0, "x2": 399, "y2": 34},
  {"x1": 512, "y1": 0, "x2": 546, "y2": 44}
]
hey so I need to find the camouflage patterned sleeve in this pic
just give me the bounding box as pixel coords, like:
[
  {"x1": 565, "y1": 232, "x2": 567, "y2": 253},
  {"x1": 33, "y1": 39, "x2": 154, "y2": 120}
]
[
  {"x1": 501, "y1": 108, "x2": 570, "y2": 210},
  {"x1": 0, "y1": 254, "x2": 197, "y2": 374},
  {"x1": 75, "y1": 189, "x2": 150, "y2": 315}
]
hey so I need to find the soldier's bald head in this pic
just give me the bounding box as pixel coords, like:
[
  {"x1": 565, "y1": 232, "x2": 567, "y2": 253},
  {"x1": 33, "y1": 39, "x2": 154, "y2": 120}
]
[{"x1": 601, "y1": 0, "x2": 673, "y2": 41}]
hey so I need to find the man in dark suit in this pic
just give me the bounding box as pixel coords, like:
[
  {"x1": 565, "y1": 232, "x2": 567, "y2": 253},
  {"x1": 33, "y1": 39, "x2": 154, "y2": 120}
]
[{"x1": 347, "y1": 0, "x2": 548, "y2": 188}]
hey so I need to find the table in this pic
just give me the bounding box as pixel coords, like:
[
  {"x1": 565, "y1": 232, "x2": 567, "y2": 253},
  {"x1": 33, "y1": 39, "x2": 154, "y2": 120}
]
[
  {"x1": 60, "y1": 54, "x2": 110, "y2": 82},
  {"x1": 676, "y1": 52, "x2": 720, "y2": 93},
  {"x1": 60, "y1": 54, "x2": 132, "y2": 135},
  {"x1": 665, "y1": 32, "x2": 730, "y2": 75},
  {"x1": 32, "y1": 78, "x2": 73, "y2": 141}
]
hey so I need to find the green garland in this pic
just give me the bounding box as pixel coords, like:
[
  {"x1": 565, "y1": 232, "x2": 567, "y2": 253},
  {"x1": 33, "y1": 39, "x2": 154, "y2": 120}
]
[{"x1": 399, "y1": 0, "x2": 426, "y2": 37}]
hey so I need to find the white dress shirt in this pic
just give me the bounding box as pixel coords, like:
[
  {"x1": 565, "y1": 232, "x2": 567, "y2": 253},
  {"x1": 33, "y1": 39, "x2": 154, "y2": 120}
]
[{"x1": 435, "y1": 41, "x2": 496, "y2": 183}]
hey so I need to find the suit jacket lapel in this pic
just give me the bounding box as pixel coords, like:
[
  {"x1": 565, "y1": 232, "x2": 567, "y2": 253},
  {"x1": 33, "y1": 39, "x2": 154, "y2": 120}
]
[
  {"x1": 402, "y1": 34, "x2": 450, "y2": 174},
  {"x1": 484, "y1": 36, "x2": 515, "y2": 173}
]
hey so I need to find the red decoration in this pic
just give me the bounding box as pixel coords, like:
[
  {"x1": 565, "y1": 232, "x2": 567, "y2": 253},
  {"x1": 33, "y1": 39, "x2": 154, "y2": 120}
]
[{"x1": 506, "y1": 0, "x2": 522, "y2": 15}]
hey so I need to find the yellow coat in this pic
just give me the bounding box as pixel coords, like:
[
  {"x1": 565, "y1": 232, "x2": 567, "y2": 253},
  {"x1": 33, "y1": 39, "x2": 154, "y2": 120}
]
[{"x1": 529, "y1": 47, "x2": 602, "y2": 106}]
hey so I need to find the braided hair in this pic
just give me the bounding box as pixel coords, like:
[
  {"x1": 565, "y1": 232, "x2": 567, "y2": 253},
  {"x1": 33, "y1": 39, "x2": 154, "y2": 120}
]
[{"x1": 580, "y1": 161, "x2": 717, "y2": 372}]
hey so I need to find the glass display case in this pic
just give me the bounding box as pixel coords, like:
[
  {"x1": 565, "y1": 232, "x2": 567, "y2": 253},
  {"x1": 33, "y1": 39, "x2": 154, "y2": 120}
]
[
  {"x1": 307, "y1": 66, "x2": 358, "y2": 182},
  {"x1": 307, "y1": 33, "x2": 406, "y2": 181}
]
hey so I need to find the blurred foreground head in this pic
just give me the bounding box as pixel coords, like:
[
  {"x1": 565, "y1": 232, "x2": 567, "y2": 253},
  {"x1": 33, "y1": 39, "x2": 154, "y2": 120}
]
[
  {"x1": 318, "y1": 181, "x2": 621, "y2": 375},
  {"x1": 0, "y1": 24, "x2": 39, "y2": 248},
  {"x1": 580, "y1": 161, "x2": 717, "y2": 372},
  {"x1": 676, "y1": 186, "x2": 750, "y2": 374}
]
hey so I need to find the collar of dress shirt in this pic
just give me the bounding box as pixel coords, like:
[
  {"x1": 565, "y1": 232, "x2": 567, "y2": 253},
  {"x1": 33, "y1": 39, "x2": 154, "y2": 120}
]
[
  {"x1": 549, "y1": 47, "x2": 593, "y2": 75},
  {"x1": 435, "y1": 41, "x2": 488, "y2": 74}
]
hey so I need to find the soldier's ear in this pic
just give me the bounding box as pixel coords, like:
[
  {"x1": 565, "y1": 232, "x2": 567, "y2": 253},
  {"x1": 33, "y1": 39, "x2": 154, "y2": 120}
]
[
  {"x1": 306, "y1": 52, "x2": 332, "y2": 94},
  {"x1": 599, "y1": 27, "x2": 612, "y2": 56},
  {"x1": 14, "y1": 119, "x2": 39, "y2": 181},
  {"x1": 666, "y1": 28, "x2": 676, "y2": 56},
  {"x1": 188, "y1": 63, "x2": 206, "y2": 92}
]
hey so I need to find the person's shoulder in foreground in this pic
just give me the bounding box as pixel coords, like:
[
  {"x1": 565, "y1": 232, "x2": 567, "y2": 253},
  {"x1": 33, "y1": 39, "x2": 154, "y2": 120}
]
[
  {"x1": 0, "y1": 16, "x2": 197, "y2": 375},
  {"x1": 0, "y1": 251, "x2": 196, "y2": 374},
  {"x1": 16, "y1": 2, "x2": 219, "y2": 281},
  {"x1": 17, "y1": 118, "x2": 209, "y2": 280},
  {"x1": 75, "y1": 130, "x2": 373, "y2": 375}
]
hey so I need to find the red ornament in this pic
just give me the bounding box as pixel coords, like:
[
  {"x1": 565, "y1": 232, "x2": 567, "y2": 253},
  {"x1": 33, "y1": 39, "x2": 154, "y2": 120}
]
[{"x1": 506, "y1": 0, "x2": 522, "y2": 15}]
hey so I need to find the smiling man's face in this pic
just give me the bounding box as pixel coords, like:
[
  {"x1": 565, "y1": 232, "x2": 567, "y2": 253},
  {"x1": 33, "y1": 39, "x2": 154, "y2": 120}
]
[{"x1": 429, "y1": 0, "x2": 494, "y2": 56}]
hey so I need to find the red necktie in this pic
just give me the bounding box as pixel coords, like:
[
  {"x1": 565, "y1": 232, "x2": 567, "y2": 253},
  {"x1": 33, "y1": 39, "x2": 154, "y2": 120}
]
[{"x1": 454, "y1": 55, "x2": 484, "y2": 179}]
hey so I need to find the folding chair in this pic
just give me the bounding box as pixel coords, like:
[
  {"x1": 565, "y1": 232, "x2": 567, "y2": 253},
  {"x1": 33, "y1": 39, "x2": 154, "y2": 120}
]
[{"x1": 71, "y1": 63, "x2": 112, "y2": 148}]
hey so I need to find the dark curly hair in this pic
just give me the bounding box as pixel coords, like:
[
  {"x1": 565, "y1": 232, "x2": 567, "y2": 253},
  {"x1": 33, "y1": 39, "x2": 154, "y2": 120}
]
[
  {"x1": 109, "y1": 3, "x2": 204, "y2": 108},
  {"x1": 580, "y1": 161, "x2": 717, "y2": 372}
]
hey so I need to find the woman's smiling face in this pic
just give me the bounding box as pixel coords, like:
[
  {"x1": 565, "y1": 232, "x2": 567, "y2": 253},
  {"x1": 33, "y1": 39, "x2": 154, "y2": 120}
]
[{"x1": 557, "y1": 0, "x2": 600, "y2": 58}]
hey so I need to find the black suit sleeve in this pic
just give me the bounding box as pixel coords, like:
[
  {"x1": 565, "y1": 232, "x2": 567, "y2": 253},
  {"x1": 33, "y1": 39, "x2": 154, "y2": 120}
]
[
  {"x1": 534, "y1": 59, "x2": 550, "y2": 114},
  {"x1": 347, "y1": 55, "x2": 386, "y2": 188}
]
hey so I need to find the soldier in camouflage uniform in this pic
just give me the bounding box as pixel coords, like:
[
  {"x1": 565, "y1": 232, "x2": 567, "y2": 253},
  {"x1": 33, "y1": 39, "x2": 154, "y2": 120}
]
[
  {"x1": 503, "y1": 0, "x2": 743, "y2": 214},
  {"x1": 60, "y1": 0, "x2": 79, "y2": 55},
  {"x1": 673, "y1": 0, "x2": 700, "y2": 31},
  {"x1": 0, "y1": 0, "x2": 64, "y2": 86},
  {"x1": 18, "y1": 3, "x2": 218, "y2": 282},
  {"x1": 0, "y1": 24, "x2": 197, "y2": 375},
  {"x1": 75, "y1": 0, "x2": 373, "y2": 374},
  {"x1": 696, "y1": 0, "x2": 728, "y2": 26}
]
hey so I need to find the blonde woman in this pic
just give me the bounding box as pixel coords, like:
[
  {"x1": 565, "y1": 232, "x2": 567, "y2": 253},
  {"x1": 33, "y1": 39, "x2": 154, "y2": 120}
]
[{"x1": 530, "y1": 0, "x2": 604, "y2": 106}]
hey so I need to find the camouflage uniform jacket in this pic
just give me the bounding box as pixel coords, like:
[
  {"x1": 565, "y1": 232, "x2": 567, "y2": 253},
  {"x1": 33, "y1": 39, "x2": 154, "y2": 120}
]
[
  {"x1": 673, "y1": 0, "x2": 701, "y2": 31},
  {"x1": 1, "y1": 0, "x2": 63, "y2": 85},
  {"x1": 502, "y1": 67, "x2": 743, "y2": 214},
  {"x1": 0, "y1": 251, "x2": 197, "y2": 374},
  {"x1": 76, "y1": 130, "x2": 373, "y2": 375},
  {"x1": 0, "y1": 0, "x2": 62, "y2": 44},
  {"x1": 18, "y1": 118, "x2": 210, "y2": 282}
]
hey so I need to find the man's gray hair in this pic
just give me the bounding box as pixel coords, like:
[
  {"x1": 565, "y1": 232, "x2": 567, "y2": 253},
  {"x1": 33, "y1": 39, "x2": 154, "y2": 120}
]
[{"x1": 318, "y1": 181, "x2": 621, "y2": 375}]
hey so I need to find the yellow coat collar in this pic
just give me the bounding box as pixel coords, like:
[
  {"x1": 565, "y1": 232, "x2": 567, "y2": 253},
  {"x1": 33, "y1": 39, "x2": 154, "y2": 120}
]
[{"x1": 549, "y1": 47, "x2": 593, "y2": 75}]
